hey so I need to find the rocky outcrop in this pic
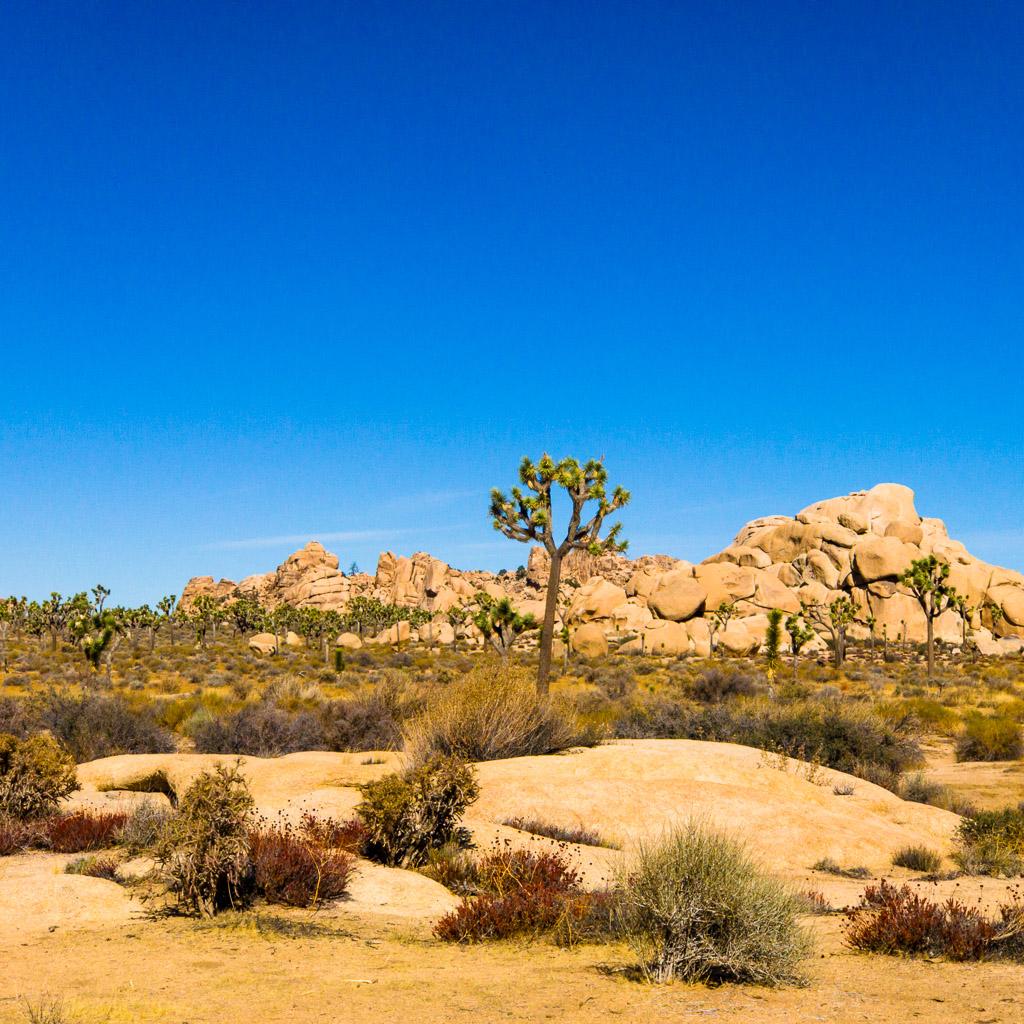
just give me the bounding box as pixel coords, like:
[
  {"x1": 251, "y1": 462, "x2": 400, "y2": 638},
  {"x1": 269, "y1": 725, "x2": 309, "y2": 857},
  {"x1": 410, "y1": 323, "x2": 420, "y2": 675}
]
[{"x1": 180, "y1": 482, "x2": 1024, "y2": 656}]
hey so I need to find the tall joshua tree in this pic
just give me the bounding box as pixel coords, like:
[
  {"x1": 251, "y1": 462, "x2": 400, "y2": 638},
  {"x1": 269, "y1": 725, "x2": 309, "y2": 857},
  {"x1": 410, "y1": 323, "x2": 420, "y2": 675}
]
[
  {"x1": 898, "y1": 555, "x2": 957, "y2": 679},
  {"x1": 489, "y1": 455, "x2": 629, "y2": 695}
]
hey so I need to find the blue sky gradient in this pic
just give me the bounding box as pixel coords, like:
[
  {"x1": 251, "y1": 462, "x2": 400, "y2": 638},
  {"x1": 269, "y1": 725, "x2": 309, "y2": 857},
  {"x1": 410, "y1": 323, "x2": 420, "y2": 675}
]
[{"x1": 2, "y1": 2, "x2": 1022, "y2": 604}]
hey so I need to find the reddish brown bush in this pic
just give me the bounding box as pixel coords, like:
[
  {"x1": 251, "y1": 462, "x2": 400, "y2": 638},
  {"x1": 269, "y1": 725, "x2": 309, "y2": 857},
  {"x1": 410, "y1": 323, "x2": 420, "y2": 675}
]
[
  {"x1": 844, "y1": 881, "x2": 1003, "y2": 960},
  {"x1": 43, "y1": 810, "x2": 128, "y2": 853},
  {"x1": 433, "y1": 846, "x2": 601, "y2": 943},
  {"x1": 248, "y1": 818, "x2": 354, "y2": 908},
  {"x1": 297, "y1": 812, "x2": 367, "y2": 854}
]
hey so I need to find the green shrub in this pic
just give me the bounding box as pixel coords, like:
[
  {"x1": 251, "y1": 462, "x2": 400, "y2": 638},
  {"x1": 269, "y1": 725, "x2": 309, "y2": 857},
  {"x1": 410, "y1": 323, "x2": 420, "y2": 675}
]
[
  {"x1": 619, "y1": 818, "x2": 810, "y2": 984},
  {"x1": 955, "y1": 714, "x2": 1023, "y2": 762},
  {"x1": 153, "y1": 765, "x2": 254, "y2": 917},
  {"x1": 403, "y1": 664, "x2": 598, "y2": 764},
  {"x1": 891, "y1": 845, "x2": 942, "y2": 873},
  {"x1": 953, "y1": 806, "x2": 1024, "y2": 876},
  {"x1": 357, "y1": 755, "x2": 479, "y2": 868},
  {"x1": 0, "y1": 734, "x2": 79, "y2": 820}
]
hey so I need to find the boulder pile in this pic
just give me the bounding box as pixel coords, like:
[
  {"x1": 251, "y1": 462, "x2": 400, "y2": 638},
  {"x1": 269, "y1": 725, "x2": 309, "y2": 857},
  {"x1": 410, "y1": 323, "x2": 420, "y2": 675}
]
[{"x1": 180, "y1": 484, "x2": 1024, "y2": 656}]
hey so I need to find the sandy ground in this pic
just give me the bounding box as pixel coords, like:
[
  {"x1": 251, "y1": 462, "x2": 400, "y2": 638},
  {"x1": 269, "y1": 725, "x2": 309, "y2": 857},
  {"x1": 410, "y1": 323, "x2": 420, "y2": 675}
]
[{"x1": 3, "y1": 740, "x2": 1023, "y2": 1023}]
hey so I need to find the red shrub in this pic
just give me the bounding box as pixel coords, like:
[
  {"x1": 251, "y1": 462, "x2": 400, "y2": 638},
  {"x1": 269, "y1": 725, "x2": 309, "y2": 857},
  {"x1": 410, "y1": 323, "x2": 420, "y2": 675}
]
[
  {"x1": 248, "y1": 821, "x2": 354, "y2": 908},
  {"x1": 298, "y1": 812, "x2": 367, "y2": 854},
  {"x1": 844, "y1": 881, "x2": 996, "y2": 960},
  {"x1": 42, "y1": 810, "x2": 129, "y2": 853},
  {"x1": 433, "y1": 846, "x2": 597, "y2": 943}
]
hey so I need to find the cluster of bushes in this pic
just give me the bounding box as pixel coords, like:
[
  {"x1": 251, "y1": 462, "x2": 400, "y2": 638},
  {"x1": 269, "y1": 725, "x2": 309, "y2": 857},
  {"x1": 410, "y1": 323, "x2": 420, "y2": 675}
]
[
  {"x1": 844, "y1": 880, "x2": 1024, "y2": 961},
  {"x1": 430, "y1": 818, "x2": 810, "y2": 986},
  {"x1": 612, "y1": 694, "x2": 921, "y2": 789},
  {"x1": 433, "y1": 844, "x2": 613, "y2": 944}
]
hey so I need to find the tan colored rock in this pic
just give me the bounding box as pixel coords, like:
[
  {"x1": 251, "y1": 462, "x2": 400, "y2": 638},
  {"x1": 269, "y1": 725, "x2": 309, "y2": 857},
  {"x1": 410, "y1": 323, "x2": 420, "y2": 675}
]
[
  {"x1": 625, "y1": 566, "x2": 662, "y2": 600},
  {"x1": 612, "y1": 600, "x2": 654, "y2": 632},
  {"x1": 703, "y1": 544, "x2": 773, "y2": 569},
  {"x1": 838, "y1": 511, "x2": 870, "y2": 534},
  {"x1": 731, "y1": 515, "x2": 792, "y2": 548},
  {"x1": 851, "y1": 537, "x2": 917, "y2": 582},
  {"x1": 571, "y1": 622, "x2": 609, "y2": 658},
  {"x1": 641, "y1": 620, "x2": 691, "y2": 656},
  {"x1": 248, "y1": 632, "x2": 278, "y2": 655},
  {"x1": 693, "y1": 563, "x2": 757, "y2": 608},
  {"x1": 884, "y1": 521, "x2": 925, "y2": 546},
  {"x1": 282, "y1": 630, "x2": 302, "y2": 647},
  {"x1": 648, "y1": 571, "x2": 707, "y2": 622},
  {"x1": 717, "y1": 625, "x2": 760, "y2": 656},
  {"x1": 567, "y1": 578, "x2": 628, "y2": 624},
  {"x1": 336, "y1": 632, "x2": 363, "y2": 650},
  {"x1": 686, "y1": 617, "x2": 712, "y2": 658},
  {"x1": 796, "y1": 581, "x2": 830, "y2": 605},
  {"x1": 751, "y1": 573, "x2": 801, "y2": 614},
  {"x1": 989, "y1": 585, "x2": 1024, "y2": 628},
  {"x1": 769, "y1": 562, "x2": 802, "y2": 587},
  {"x1": 801, "y1": 550, "x2": 839, "y2": 589}
]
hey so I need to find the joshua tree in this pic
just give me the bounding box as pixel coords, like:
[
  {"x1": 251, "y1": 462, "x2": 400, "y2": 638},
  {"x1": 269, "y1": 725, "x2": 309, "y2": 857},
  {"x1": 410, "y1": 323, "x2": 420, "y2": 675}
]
[
  {"x1": 445, "y1": 602, "x2": 471, "y2": 653},
  {"x1": 952, "y1": 594, "x2": 974, "y2": 649},
  {"x1": 802, "y1": 596, "x2": 858, "y2": 669},
  {"x1": 784, "y1": 612, "x2": 815, "y2": 678},
  {"x1": 866, "y1": 616, "x2": 877, "y2": 657},
  {"x1": 489, "y1": 455, "x2": 629, "y2": 694},
  {"x1": 989, "y1": 602, "x2": 1004, "y2": 637},
  {"x1": 764, "y1": 609, "x2": 783, "y2": 694},
  {"x1": 707, "y1": 601, "x2": 736, "y2": 657},
  {"x1": 156, "y1": 595, "x2": 177, "y2": 646},
  {"x1": 897, "y1": 556, "x2": 957, "y2": 679},
  {"x1": 881, "y1": 623, "x2": 890, "y2": 662},
  {"x1": 40, "y1": 592, "x2": 86, "y2": 651},
  {"x1": 472, "y1": 594, "x2": 537, "y2": 666}
]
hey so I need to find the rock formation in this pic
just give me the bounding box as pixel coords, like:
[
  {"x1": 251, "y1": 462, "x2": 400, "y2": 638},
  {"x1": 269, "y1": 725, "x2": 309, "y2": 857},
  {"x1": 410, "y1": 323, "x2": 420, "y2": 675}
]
[{"x1": 180, "y1": 484, "x2": 1024, "y2": 656}]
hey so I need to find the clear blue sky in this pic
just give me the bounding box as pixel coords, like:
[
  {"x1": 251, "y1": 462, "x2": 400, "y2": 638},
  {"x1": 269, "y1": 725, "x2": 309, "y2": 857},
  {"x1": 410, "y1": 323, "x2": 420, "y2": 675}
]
[{"x1": 2, "y1": 1, "x2": 1022, "y2": 605}]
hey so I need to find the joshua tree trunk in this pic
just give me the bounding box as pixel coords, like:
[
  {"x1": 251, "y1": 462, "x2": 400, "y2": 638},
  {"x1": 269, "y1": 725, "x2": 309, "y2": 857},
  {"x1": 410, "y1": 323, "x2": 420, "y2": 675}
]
[
  {"x1": 926, "y1": 616, "x2": 935, "y2": 679},
  {"x1": 537, "y1": 553, "x2": 561, "y2": 696}
]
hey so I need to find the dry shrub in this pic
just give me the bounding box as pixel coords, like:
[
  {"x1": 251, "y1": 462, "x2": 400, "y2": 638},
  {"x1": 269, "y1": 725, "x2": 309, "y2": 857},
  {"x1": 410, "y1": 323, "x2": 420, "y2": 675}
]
[
  {"x1": 891, "y1": 845, "x2": 942, "y2": 873},
  {"x1": 116, "y1": 802, "x2": 173, "y2": 856},
  {"x1": 248, "y1": 817, "x2": 354, "y2": 908},
  {"x1": 955, "y1": 713, "x2": 1023, "y2": 762},
  {"x1": 403, "y1": 664, "x2": 598, "y2": 764},
  {"x1": 501, "y1": 816, "x2": 614, "y2": 849},
  {"x1": 357, "y1": 755, "x2": 479, "y2": 868},
  {"x1": 153, "y1": 765, "x2": 254, "y2": 917},
  {"x1": 844, "y1": 880, "x2": 1024, "y2": 960},
  {"x1": 0, "y1": 734, "x2": 79, "y2": 820},
  {"x1": 64, "y1": 853, "x2": 121, "y2": 881},
  {"x1": 36, "y1": 691, "x2": 174, "y2": 762},
  {"x1": 618, "y1": 818, "x2": 810, "y2": 985},
  {"x1": 42, "y1": 809, "x2": 128, "y2": 853},
  {"x1": 432, "y1": 846, "x2": 607, "y2": 943},
  {"x1": 0, "y1": 816, "x2": 38, "y2": 856},
  {"x1": 953, "y1": 806, "x2": 1024, "y2": 876}
]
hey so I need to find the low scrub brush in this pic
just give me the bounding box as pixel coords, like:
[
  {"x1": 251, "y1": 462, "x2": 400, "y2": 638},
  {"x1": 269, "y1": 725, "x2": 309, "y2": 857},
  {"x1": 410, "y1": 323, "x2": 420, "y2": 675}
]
[
  {"x1": 844, "y1": 880, "x2": 1024, "y2": 961},
  {"x1": 891, "y1": 845, "x2": 943, "y2": 874},
  {"x1": 501, "y1": 816, "x2": 614, "y2": 848},
  {"x1": 248, "y1": 817, "x2": 354, "y2": 908}
]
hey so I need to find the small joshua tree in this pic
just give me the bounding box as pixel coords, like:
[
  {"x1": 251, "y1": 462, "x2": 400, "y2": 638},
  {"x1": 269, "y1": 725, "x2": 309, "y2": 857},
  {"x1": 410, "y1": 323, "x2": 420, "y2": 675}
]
[
  {"x1": 897, "y1": 556, "x2": 957, "y2": 679},
  {"x1": 489, "y1": 455, "x2": 629, "y2": 694},
  {"x1": 763, "y1": 609, "x2": 782, "y2": 695},
  {"x1": 784, "y1": 612, "x2": 815, "y2": 678},
  {"x1": 472, "y1": 595, "x2": 537, "y2": 666},
  {"x1": 801, "y1": 596, "x2": 858, "y2": 669},
  {"x1": 707, "y1": 601, "x2": 736, "y2": 658},
  {"x1": 989, "y1": 602, "x2": 1004, "y2": 637},
  {"x1": 446, "y1": 602, "x2": 471, "y2": 653},
  {"x1": 952, "y1": 593, "x2": 974, "y2": 649},
  {"x1": 865, "y1": 616, "x2": 877, "y2": 658}
]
